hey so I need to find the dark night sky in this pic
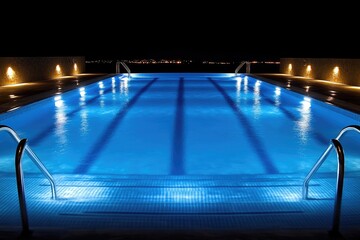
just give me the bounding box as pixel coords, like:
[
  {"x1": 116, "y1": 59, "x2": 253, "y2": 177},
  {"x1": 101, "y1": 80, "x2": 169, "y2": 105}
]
[{"x1": 1, "y1": 2, "x2": 359, "y2": 60}]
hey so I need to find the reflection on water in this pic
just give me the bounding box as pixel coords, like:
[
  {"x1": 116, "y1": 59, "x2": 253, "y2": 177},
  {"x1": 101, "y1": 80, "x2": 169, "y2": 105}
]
[
  {"x1": 274, "y1": 87, "x2": 281, "y2": 107},
  {"x1": 98, "y1": 81, "x2": 105, "y2": 107},
  {"x1": 78, "y1": 87, "x2": 88, "y2": 135},
  {"x1": 79, "y1": 87, "x2": 86, "y2": 106},
  {"x1": 253, "y1": 80, "x2": 261, "y2": 117},
  {"x1": 54, "y1": 95, "x2": 68, "y2": 146},
  {"x1": 297, "y1": 96, "x2": 312, "y2": 143},
  {"x1": 80, "y1": 110, "x2": 88, "y2": 135},
  {"x1": 161, "y1": 187, "x2": 207, "y2": 203},
  {"x1": 111, "y1": 77, "x2": 116, "y2": 93},
  {"x1": 236, "y1": 77, "x2": 242, "y2": 104},
  {"x1": 243, "y1": 76, "x2": 248, "y2": 94},
  {"x1": 120, "y1": 78, "x2": 129, "y2": 96}
]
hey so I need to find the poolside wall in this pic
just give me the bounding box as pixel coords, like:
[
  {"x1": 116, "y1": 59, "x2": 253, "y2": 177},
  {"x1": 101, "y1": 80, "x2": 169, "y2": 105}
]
[
  {"x1": 280, "y1": 58, "x2": 360, "y2": 86},
  {"x1": 0, "y1": 57, "x2": 85, "y2": 86}
]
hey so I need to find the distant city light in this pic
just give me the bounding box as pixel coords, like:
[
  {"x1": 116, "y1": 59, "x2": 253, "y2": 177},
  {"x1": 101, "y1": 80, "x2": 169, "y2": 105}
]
[
  {"x1": 74, "y1": 63, "x2": 78, "y2": 72},
  {"x1": 333, "y1": 66, "x2": 339, "y2": 75}
]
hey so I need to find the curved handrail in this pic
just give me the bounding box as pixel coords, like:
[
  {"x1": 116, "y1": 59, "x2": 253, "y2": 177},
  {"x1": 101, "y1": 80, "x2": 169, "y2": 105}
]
[
  {"x1": 15, "y1": 139, "x2": 31, "y2": 236},
  {"x1": 0, "y1": 125, "x2": 57, "y2": 199},
  {"x1": 329, "y1": 139, "x2": 345, "y2": 235},
  {"x1": 235, "y1": 61, "x2": 251, "y2": 75},
  {"x1": 303, "y1": 125, "x2": 360, "y2": 199},
  {"x1": 116, "y1": 61, "x2": 131, "y2": 77}
]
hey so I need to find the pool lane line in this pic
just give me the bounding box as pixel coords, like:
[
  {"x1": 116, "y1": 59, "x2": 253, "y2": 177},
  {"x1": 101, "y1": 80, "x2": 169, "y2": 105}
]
[
  {"x1": 73, "y1": 78, "x2": 159, "y2": 174},
  {"x1": 170, "y1": 77, "x2": 185, "y2": 175},
  {"x1": 30, "y1": 78, "x2": 121, "y2": 146},
  {"x1": 208, "y1": 78, "x2": 279, "y2": 174},
  {"x1": 218, "y1": 78, "x2": 329, "y2": 146},
  {"x1": 241, "y1": 80, "x2": 329, "y2": 145}
]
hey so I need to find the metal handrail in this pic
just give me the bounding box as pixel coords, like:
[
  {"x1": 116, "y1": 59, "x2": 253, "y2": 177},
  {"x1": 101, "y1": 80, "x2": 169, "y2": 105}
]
[
  {"x1": 303, "y1": 125, "x2": 360, "y2": 199},
  {"x1": 116, "y1": 61, "x2": 131, "y2": 77},
  {"x1": 15, "y1": 138, "x2": 31, "y2": 236},
  {"x1": 0, "y1": 125, "x2": 57, "y2": 199},
  {"x1": 235, "y1": 61, "x2": 251, "y2": 75},
  {"x1": 329, "y1": 139, "x2": 345, "y2": 235}
]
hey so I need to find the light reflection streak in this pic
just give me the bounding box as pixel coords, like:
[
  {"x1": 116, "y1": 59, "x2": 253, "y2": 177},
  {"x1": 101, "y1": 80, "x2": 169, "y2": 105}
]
[
  {"x1": 112, "y1": 77, "x2": 116, "y2": 94},
  {"x1": 274, "y1": 87, "x2": 281, "y2": 107},
  {"x1": 236, "y1": 77, "x2": 242, "y2": 104},
  {"x1": 79, "y1": 87, "x2": 86, "y2": 106},
  {"x1": 80, "y1": 110, "x2": 88, "y2": 135},
  {"x1": 253, "y1": 80, "x2": 261, "y2": 117},
  {"x1": 98, "y1": 81, "x2": 105, "y2": 107},
  {"x1": 297, "y1": 96, "x2": 312, "y2": 143},
  {"x1": 243, "y1": 76, "x2": 248, "y2": 93},
  {"x1": 161, "y1": 187, "x2": 207, "y2": 203},
  {"x1": 78, "y1": 87, "x2": 89, "y2": 134},
  {"x1": 54, "y1": 95, "x2": 68, "y2": 145},
  {"x1": 120, "y1": 78, "x2": 129, "y2": 96}
]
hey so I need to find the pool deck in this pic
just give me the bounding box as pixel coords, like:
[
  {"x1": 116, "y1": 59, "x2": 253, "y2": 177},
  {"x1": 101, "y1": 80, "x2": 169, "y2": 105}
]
[
  {"x1": 0, "y1": 73, "x2": 113, "y2": 114},
  {"x1": 0, "y1": 72, "x2": 359, "y2": 115},
  {"x1": 253, "y1": 73, "x2": 360, "y2": 115}
]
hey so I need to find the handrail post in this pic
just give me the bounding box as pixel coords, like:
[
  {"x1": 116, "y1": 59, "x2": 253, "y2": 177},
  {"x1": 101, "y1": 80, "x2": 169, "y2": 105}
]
[
  {"x1": 116, "y1": 61, "x2": 120, "y2": 73},
  {"x1": 303, "y1": 125, "x2": 360, "y2": 199},
  {"x1": 116, "y1": 61, "x2": 131, "y2": 77},
  {"x1": 302, "y1": 143, "x2": 334, "y2": 199},
  {"x1": 235, "y1": 61, "x2": 246, "y2": 75},
  {"x1": 329, "y1": 139, "x2": 345, "y2": 236},
  {"x1": 120, "y1": 62, "x2": 131, "y2": 78},
  {"x1": 15, "y1": 139, "x2": 32, "y2": 237},
  {"x1": 0, "y1": 125, "x2": 57, "y2": 199},
  {"x1": 246, "y1": 62, "x2": 251, "y2": 73}
]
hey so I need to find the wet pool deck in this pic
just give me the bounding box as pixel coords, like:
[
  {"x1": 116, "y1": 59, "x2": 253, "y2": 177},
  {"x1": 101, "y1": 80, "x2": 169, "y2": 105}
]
[{"x1": 1, "y1": 73, "x2": 359, "y2": 115}]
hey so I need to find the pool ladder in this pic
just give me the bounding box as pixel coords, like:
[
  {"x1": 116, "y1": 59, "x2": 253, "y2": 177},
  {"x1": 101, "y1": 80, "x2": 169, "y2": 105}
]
[
  {"x1": 303, "y1": 125, "x2": 360, "y2": 235},
  {"x1": 235, "y1": 61, "x2": 251, "y2": 75},
  {"x1": 0, "y1": 125, "x2": 57, "y2": 236},
  {"x1": 116, "y1": 61, "x2": 131, "y2": 77}
]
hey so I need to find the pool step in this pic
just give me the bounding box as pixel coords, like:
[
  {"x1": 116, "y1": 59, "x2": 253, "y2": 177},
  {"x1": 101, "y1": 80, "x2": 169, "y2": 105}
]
[{"x1": 1, "y1": 173, "x2": 360, "y2": 232}]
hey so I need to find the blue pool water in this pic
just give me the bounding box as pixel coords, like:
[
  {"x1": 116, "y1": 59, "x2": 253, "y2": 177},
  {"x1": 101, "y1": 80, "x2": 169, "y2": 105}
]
[{"x1": 0, "y1": 73, "x2": 359, "y2": 176}]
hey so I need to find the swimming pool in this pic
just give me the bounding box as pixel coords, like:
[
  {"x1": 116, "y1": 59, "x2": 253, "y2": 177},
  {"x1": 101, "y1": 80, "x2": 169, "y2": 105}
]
[
  {"x1": 0, "y1": 73, "x2": 359, "y2": 235},
  {"x1": 0, "y1": 73, "x2": 358, "y2": 175}
]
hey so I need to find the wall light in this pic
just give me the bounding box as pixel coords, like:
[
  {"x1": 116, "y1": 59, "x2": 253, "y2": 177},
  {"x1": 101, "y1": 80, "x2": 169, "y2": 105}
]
[
  {"x1": 288, "y1": 63, "x2": 293, "y2": 75},
  {"x1": 56, "y1": 65, "x2": 62, "y2": 75},
  {"x1": 74, "y1": 63, "x2": 78, "y2": 73},
  {"x1": 305, "y1": 65, "x2": 312, "y2": 78},
  {"x1": 332, "y1": 66, "x2": 340, "y2": 83},
  {"x1": 6, "y1": 67, "x2": 15, "y2": 80}
]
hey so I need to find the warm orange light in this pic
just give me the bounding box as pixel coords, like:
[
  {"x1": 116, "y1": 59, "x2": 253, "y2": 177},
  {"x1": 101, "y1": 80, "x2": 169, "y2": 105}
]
[
  {"x1": 288, "y1": 63, "x2": 292, "y2": 72},
  {"x1": 6, "y1": 67, "x2": 15, "y2": 79},
  {"x1": 333, "y1": 66, "x2": 339, "y2": 75},
  {"x1": 74, "y1": 63, "x2": 78, "y2": 72},
  {"x1": 56, "y1": 65, "x2": 61, "y2": 75},
  {"x1": 306, "y1": 65, "x2": 311, "y2": 73}
]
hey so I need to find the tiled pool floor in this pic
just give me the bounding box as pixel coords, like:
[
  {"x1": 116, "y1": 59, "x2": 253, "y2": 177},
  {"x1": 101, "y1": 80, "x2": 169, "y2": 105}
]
[{"x1": 2, "y1": 172, "x2": 360, "y2": 237}]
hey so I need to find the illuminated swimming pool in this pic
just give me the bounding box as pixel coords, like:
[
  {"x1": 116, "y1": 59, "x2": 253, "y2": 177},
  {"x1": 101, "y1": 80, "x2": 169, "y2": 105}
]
[
  {"x1": 0, "y1": 73, "x2": 359, "y2": 236},
  {"x1": 0, "y1": 73, "x2": 358, "y2": 175}
]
